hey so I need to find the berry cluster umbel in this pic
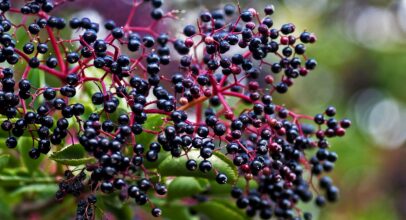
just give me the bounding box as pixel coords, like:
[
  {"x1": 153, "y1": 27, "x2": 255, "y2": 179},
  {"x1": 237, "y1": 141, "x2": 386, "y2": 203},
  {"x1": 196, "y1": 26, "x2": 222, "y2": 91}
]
[{"x1": 0, "y1": 0, "x2": 350, "y2": 219}]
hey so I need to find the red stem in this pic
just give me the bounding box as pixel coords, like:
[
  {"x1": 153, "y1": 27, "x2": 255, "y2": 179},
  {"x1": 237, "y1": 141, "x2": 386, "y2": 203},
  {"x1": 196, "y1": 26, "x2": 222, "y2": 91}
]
[
  {"x1": 15, "y1": 49, "x2": 66, "y2": 79},
  {"x1": 45, "y1": 26, "x2": 67, "y2": 75}
]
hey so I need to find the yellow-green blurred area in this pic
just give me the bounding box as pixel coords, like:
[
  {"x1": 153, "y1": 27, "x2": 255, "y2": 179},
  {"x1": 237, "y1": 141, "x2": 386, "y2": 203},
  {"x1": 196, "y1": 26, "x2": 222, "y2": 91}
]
[
  {"x1": 4, "y1": 0, "x2": 406, "y2": 219},
  {"x1": 177, "y1": 0, "x2": 405, "y2": 219}
]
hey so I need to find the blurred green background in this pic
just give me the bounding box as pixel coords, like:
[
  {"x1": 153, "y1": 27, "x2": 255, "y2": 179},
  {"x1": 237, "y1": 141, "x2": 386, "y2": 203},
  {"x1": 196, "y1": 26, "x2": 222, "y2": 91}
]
[{"x1": 3, "y1": 0, "x2": 406, "y2": 219}]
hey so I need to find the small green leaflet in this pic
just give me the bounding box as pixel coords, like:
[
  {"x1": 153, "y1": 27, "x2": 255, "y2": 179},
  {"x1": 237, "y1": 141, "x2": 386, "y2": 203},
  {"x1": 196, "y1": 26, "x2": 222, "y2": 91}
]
[{"x1": 50, "y1": 143, "x2": 95, "y2": 166}]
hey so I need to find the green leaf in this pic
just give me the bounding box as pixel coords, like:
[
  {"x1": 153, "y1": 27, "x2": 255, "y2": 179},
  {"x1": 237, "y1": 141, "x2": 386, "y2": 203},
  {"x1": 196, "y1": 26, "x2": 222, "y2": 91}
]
[
  {"x1": 42, "y1": 197, "x2": 76, "y2": 220},
  {"x1": 157, "y1": 150, "x2": 238, "y2": 182},
  {"x1": 18, "y1": 137, "x2": 43, "y2": 173},
  {"x1": 27, "y1": 68, "x2": 45, "y2": 88},
  {"x1": 212, "y1": 199, "x2": 248, "y2": 217},
  {"x1": 78, "y1": 81, "x2": 99, "y2": 119},
  {"x1": 0, "y1": 155, "x2": 10, "y2": 171},
  {"x1": 0, "y1": 174, "x2": 55, "y2": 186},
  {"x1": 135, "y1": 114, "x2": 165, "y2": 147},
  {"x1": 161, "y1": 203, "x2": 198, "y2": 220},
  {"x1": 83, "y1": 79, "x2": 102, "y2": 100},
  {"x1": 225, "y1": 96, "x2": 252, "y2": 117},
  {"x1": 193, "y1": 199, "x2": 247, "y2": 220},
  {"x1": 27, "y1": 68, "x2": 46, "y2": 109},
  {"x1": 11, "y1": 184, "x2": 58, "y2": 196},
  {"x1": 208, "y1": 178, "x2": 258, "y2": 196},
  {"x1": 167, "y1": 177, "x2": 209, "y2": 201},
  {"x1": 0, "y1": 188, "x2": 12, "y2": 220},
  {"x1": 97, "y1": 194, "x2": 133, "y2": 219},
  {"x1": 138, "y1": 114, "x2": 166, "y2": 169},
  {"x1": 81, "y1": 103, "x2": 96, "y2": 120},
  {"x1": 144, "y1": 151, "x2": 170, "y2": 169},
  {"x1": 50, "y1": 143, "x2": 95, "y2": 166}
]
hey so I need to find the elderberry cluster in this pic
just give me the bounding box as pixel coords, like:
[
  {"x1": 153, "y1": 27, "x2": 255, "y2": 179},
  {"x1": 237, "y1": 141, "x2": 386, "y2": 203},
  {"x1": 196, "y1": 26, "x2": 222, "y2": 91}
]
[
  {"x1": 56, "y1": 170, "x2": 87, "y2": 198},
  {"x1": 0, "y1": 0, "x2": 350, "y2": 219},
  {"x1": 224, "y1": 106, "x2": 346, "y2": 219},
  {"x1": 75, "y1": 195, "x2": 97, "y2": 220}
]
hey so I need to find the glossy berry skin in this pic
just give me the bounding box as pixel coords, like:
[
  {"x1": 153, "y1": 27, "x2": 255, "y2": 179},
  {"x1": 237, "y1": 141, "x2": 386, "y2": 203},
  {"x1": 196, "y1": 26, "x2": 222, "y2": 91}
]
[
  {"x1": 37, "y1": 43, "x2": 48, "y2": 54},
  {"x1": 216, "y1": 173, "x2": 228, "y2": 184},
  {"x1": 46, "y1": 56, "x2": 58, "y2": 68},
  {"x1": 186, "y1": 159, "x2": 198, "y2": 171},
  {"x1": 28, "y1": 148, "x2": 40, "y2": 159},
  {"x1": 28, "y1": 23, "x2": 41, "y2": 35},
  {"x1": 325, "y1": 106, "x2": 337, "y2": 117},
  {"x1": 151, "y1": 208, "x2": 162, "y2": 217},
  {"x1": 6, "y1": 136, "x2": 17, "y2": 148},
  {"x1": 23, "y1": 43, "x2": 35, "y2": 54},
  {"x1": 43, "y1": 88, "x2": 56, "y2": 100},
  {"x1": 183, "y1": 25, "x2": 196, "y2": 37},
  {"x1": 101, "y1": 182, "x2": 114, "y2": 193},
  {"x1": 199, "y1": 160, "x2": 212, "y2": 173}
]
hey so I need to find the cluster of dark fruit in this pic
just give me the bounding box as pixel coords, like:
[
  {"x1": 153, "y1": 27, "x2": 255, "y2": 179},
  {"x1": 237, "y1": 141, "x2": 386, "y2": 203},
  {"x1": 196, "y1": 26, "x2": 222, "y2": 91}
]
[
  {"x1": 56, "y1": 170, "x2": 87, "y2": 198},
  {"x1": 56, "y1": 170, "x2": 97, "y2": 219},
  {"x1": 0, "y1": 0, "x2": 351, "y2": 219},
  {"x1": 223, "y1": 106, "x2": 350, "y2": 219},
  {"x1": 1, "y1": 67, "x2": 84, "y2": 159},
  {"x1": 75, "y1": 195, "x2": 97, "y2": 220}
]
